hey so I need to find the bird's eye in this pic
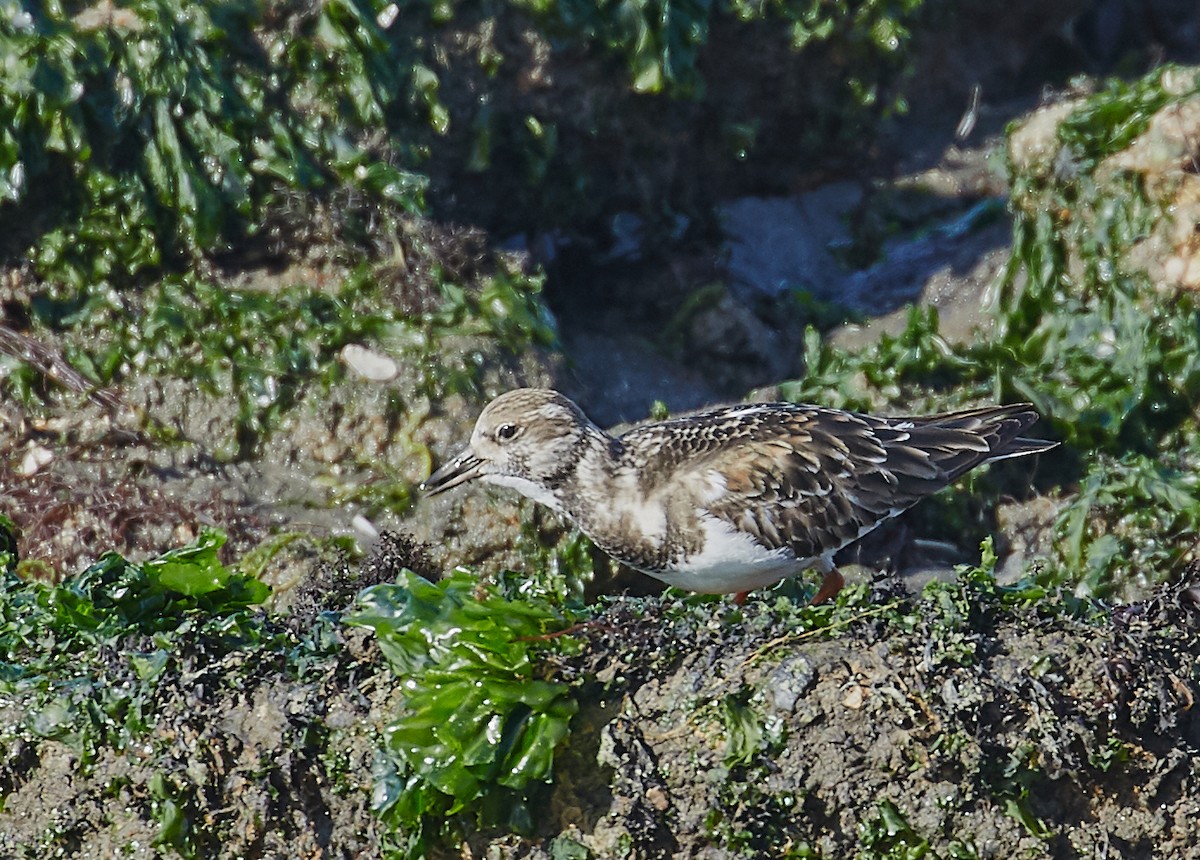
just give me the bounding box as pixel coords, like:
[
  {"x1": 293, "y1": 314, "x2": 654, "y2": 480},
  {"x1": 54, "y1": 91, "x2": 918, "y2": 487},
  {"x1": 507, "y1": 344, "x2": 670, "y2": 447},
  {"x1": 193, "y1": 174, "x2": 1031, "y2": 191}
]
[{"x1": 496, "y1": 423, "x2": 519, "y2": 441}]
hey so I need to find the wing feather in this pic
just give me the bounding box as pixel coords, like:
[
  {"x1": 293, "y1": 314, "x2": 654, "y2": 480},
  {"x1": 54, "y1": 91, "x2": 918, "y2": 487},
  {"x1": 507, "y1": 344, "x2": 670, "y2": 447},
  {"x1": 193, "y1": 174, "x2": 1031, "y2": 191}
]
[{"x1": 618, "y1": 401, "x2": 1054, "y2": 560}]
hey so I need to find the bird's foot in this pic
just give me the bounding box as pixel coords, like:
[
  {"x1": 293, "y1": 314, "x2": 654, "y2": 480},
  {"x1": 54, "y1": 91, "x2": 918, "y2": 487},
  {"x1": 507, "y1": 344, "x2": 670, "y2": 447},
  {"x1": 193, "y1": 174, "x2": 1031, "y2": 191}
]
[{"x1": 809, "y1": 569, "x2": 845, "y2": 606}]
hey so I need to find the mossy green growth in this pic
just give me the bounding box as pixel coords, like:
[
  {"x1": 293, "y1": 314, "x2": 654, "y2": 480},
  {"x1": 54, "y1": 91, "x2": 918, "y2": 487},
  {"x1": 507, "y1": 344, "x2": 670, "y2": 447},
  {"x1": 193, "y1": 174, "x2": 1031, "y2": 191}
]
[
  {"x1": 997, "y1": 66, "x2": 1200, "y2": 454},
  {"x1": 12, "y1": 258, "x2": 557, "y2": 457},
  {"x1": 1, "y1": 0, "x2": 428, "y2": 287},
  {"x1": 345, "y1": 570, "x2": 580, "y2": 857},
  {"x1": 27, "y1": 272, "x2": 395, "y2": 456},
  {"x1": 1055, "y1": 451, "x2": 1200, "y2": 598},
  {"x1": 703, "y1": 765, "x2": 811, "y2": 857},
  {"x1": 419, "y1": 265, "x2": 560, "y2": 398},
  {"x1": 782, "y1": 306, "x2": 979, "y2": 415},
  {"x1": 0, "y1": 529, "x2": 271, "y2": 768},
  {"x1": 991, "y1": 68, "x2": 1200, "y2": 595},
  {"x1": 915, "y1": 538, "x2": 1100, "y2": 672},
  {"x1": 514, "y1": 0, "x2": 924, "y2": 100}
]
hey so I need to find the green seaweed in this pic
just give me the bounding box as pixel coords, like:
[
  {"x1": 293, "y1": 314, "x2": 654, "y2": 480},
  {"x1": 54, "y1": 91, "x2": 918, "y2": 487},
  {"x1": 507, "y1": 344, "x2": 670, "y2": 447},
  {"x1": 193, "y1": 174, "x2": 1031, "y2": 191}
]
[
  {"x1": 149, "y1": 772, "x2": 198, "y2": 859},
  {"x1": 9, "y1": 256, "x2": 557, "y2": 457},
  {"x1": 515, "y1": 0, "x2": 924, "y2": 99},
  {"x1": 345, "y1": 569, "x2": 580, "y2": 857},
  {"x1": 0, "y1": 529, "x2": 272, "y2": 768},
  {"x1": 1, "y1": 0, "x2": 428, "y2": 287},
  {"x1": 856, "y1": 799, "x2": 930, "y2": 859},
  {"x1": 1054, "y1": 451, "x2": 1200, "y2": 598}
]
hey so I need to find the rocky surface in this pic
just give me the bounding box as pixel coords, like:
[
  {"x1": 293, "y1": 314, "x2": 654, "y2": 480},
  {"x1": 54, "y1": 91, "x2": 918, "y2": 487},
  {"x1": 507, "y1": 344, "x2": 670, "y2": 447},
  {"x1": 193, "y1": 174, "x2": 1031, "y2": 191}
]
[
  {"x1": 545, "y1": 581, "x2": 1200, "y2": 859},
  {"x1": 6, "y1": 540, "x2": 1197, "y2": 858}
]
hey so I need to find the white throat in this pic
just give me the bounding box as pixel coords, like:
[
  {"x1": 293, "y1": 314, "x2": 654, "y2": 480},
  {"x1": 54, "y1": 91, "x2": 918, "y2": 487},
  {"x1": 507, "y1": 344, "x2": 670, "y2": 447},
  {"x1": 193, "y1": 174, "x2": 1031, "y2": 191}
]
[{"x1": 483, "y1": 473, "x2": 565, "y2": 513}]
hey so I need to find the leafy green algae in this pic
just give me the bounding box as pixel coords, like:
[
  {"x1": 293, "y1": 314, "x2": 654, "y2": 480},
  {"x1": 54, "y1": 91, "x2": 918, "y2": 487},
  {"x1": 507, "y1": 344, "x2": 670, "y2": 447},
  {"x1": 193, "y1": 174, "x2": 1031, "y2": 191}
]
[
  {"x1": 347, "y1": 569, "x2": 579, "y2": 856},
  {"x1": 1, "y1": 0, "x2": 427, "y2": 286},
  {"x1": 0, "y1": 530, "x2": 271, "y2": 768}
]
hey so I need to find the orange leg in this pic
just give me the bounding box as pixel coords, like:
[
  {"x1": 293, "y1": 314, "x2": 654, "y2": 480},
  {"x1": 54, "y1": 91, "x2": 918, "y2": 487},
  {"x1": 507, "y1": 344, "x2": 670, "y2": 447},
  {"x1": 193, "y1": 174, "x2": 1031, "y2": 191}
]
[
  {"x1": 732, "y1": 591, "x2": 749, "y2": 605},
  {"x1": 809, "y1": 568, "x2": 845, "y2": 606}
]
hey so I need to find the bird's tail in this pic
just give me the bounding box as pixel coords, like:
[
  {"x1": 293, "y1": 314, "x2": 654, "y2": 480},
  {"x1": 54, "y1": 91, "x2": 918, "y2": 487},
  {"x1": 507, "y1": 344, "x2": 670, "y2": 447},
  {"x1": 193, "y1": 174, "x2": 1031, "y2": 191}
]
[
  {"x1": 907, "y1": 403, "x2": 1058, "y2": 480},
  {"x1": 985, "y1": 435, "x2": 1060, "y2": 462}
]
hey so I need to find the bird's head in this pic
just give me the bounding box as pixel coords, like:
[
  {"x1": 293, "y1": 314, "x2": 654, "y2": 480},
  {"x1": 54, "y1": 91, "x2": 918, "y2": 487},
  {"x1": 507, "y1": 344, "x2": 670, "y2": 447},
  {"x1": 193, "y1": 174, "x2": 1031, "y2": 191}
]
[{"x1": 421, "y1": 388, "x2": 597, "y2": 504}]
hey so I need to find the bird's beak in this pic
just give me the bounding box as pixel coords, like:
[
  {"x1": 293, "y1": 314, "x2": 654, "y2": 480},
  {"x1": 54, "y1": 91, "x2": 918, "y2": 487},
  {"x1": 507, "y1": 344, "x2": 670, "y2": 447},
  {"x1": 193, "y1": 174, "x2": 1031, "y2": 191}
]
[{"x1": 421, "y1": 449, "x2": 485, "y2": 496}]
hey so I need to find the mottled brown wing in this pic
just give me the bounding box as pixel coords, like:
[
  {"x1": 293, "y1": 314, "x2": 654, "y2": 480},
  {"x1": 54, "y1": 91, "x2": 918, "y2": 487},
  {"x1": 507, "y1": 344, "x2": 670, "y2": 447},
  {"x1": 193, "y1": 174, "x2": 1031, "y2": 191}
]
[
  {"x1": 632, "y1": 403, "x2": 1050, "y2": 560},
  {"x1": 697, "y1": 409, "x2": 915, "y2": 559}
]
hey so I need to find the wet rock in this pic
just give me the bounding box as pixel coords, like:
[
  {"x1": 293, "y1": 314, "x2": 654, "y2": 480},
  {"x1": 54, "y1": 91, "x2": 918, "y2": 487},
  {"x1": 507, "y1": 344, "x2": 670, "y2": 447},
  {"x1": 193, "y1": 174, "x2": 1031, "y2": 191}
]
[
  {"x1": 994, "y1": 495, "x2": 1064, "y2": 584},
  {"x1": 766, "y1": 655, "x2": 816, "y2": 713},
  {"x1": 670, "y1": 287, "x2": 794, "y2": 391},
  {"x1": 720, "y1": 185, "x2": 862, "y2": 302},
  {"x1": 557, "y1": 329, "x2": 719, "y2": 427}
]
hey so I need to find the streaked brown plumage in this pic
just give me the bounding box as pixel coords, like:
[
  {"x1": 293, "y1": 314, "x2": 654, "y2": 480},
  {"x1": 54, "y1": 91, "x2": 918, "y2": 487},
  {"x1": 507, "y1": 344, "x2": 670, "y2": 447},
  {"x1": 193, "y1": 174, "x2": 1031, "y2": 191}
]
[{"x1": 422, "y1": 388, "x2": 1056, "y2": 601}]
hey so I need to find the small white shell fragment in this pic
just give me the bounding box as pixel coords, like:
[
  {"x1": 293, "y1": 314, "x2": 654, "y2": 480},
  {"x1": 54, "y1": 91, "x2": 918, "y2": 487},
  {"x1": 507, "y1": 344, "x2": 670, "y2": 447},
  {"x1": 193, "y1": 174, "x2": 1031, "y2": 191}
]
[
  {"x1": 352, "y1": 514, "x2": 380, "y2": 541},
  {"x1": 376, "y1": 3, "x2": 399, "y2": 28},
  {"x1": 842, "y1": 685, "x2": 866, "y2": 710},
  {"x1": 17, "y1": 444, "x2": 53, "y2": 477},
  {"x1": 340, "y1": 344, "x2": 399, "y2": 381}
]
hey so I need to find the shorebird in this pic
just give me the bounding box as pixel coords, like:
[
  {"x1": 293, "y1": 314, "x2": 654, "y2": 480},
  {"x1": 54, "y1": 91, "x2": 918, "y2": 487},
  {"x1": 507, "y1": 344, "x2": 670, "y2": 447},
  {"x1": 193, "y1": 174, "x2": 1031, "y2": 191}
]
[{"x1": 422, "y1": 388, "x2": 1056, "y2": 603}]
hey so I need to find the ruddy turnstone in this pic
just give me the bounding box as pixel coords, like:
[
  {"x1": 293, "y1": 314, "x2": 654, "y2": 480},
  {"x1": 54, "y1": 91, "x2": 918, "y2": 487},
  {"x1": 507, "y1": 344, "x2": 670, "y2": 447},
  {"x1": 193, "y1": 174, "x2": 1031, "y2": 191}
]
[{"x1": 422, "y1": 388, "x2": 1057, "y2": 603}]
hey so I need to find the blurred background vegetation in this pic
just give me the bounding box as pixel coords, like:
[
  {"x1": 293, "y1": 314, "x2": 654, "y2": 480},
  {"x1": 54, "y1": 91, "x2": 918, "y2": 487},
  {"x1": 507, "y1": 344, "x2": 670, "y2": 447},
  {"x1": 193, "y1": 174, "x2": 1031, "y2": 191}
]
[{"x1": 3, "y1": 0, "x2": 1199, "y2": 597}]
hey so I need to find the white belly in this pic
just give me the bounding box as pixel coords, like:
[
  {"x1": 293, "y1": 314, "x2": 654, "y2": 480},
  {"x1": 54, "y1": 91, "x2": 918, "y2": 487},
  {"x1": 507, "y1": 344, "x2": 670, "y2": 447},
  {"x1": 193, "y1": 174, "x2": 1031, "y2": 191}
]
[{"x1": 645, "y1": 515, "x2": 822, "y2": 594}]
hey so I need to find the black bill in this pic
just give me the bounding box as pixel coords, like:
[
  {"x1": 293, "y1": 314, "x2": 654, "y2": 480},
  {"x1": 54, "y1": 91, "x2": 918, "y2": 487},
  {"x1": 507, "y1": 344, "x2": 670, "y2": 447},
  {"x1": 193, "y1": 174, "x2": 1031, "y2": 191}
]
[{"x1": 420, "y1": 450, "x2": 484, "y2": 496}]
